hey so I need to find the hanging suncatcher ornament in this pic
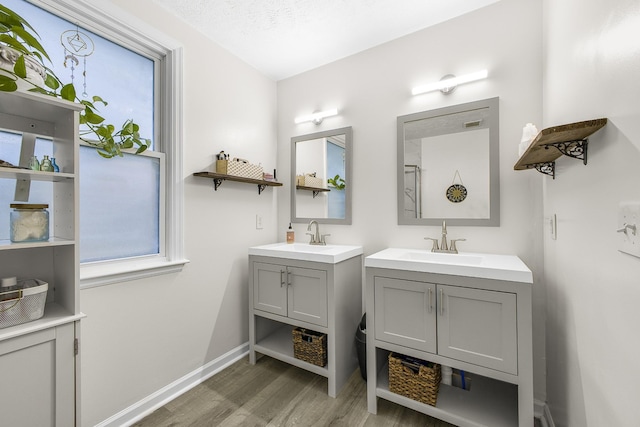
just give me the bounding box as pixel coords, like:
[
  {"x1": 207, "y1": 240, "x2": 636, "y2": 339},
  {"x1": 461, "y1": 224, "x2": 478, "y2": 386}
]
[
  {"x1": 446, "y1": 170, "x2": 467, "y2": 203},
  {"x1": 60, "y1": 25, "x2": 95, "y2": 97}
]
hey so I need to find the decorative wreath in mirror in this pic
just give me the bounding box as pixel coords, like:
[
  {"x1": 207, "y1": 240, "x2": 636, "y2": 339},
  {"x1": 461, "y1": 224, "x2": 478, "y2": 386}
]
[{"x1": 446, "y1": 170, "x2": 467, "y2": 203}]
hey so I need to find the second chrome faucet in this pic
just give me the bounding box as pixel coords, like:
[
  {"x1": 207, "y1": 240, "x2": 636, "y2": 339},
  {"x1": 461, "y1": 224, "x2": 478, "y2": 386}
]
[
  {"x1": 307, "y1": 220, "x2": 330, "y2": 245},
  {"x1": 425, "y1": 220, "x2": 465, "y2": 254}
]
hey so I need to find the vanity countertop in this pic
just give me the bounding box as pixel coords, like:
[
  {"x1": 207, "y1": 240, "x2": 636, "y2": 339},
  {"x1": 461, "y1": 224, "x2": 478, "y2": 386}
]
[
  {"x1": 365, "y1": 248, "x2": 532, "y2": 283},
  {"x1": 249, "y1": 242, "x2": 363, "y2": 264}
]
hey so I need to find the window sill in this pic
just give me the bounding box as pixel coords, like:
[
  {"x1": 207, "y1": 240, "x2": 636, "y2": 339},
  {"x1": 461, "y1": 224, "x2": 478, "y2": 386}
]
[{"x1": 80, "y1": 257, "x2": 190, "y2": 289}]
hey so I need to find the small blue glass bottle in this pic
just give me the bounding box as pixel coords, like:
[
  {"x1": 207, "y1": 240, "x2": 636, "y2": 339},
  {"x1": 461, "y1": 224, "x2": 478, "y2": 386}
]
[{"x1": 50, "y1": 157, "x2": 60, "y2": 172}]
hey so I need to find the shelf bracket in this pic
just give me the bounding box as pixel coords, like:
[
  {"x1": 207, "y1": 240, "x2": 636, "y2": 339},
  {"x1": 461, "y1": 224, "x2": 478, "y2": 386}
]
[
  {"x1": 213, "y1": 178, "x2": 224, "y2": 191},
  {"x1": 312, "y1": 190, "x2": 320, "y2": 198},
  {"x1": 543, "y1": 138, "x2": 589, "y2": 165},
  {"x1": 524, "y1": 162, "x2": 555, "y2": 179},
  {"x1": 210, "y1": 178, "x2": 269, "y2": 194}
]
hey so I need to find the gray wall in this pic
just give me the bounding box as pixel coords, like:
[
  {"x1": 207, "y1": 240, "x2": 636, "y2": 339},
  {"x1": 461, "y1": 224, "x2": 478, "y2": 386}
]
[
  {"x1": 277, "y1": 0, "x2": 546, "y2": 402},
  {"x1": 543, "y1": 0, "x2": 640, "y2": 425}
]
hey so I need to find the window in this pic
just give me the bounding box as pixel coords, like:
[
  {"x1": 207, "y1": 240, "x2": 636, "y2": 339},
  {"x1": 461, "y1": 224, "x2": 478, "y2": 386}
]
[
  {"x1": 1, "y1": 0, "x2": 185, "y2": 286},
  {"x1": 326, "y1": 138, "x2": 346, "y2": 219},
  {"x1": 79, "y1": 146, "x2": 163, "y2": 263}
]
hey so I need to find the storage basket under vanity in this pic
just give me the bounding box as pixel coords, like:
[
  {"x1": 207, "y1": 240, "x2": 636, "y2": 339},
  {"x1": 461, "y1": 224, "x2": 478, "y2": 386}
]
[
  {"x1": 292, "y1": 327, "x2": 327, "y2": 367},
  {"x1": 388, "y1": 353, "x2": 441, "y2": 406}
]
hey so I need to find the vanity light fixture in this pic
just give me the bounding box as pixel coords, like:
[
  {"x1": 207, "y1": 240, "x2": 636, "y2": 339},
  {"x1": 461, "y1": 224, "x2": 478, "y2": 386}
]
[
  {"x1": 412, "y1": 69, "x2": 488, "y2": 96},
  {"x1": 294, "y1": 108, "x2": 339, "y2": 125}
]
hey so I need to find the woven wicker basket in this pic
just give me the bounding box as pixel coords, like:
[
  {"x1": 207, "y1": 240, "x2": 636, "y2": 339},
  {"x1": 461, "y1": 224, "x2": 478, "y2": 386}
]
[
  {"x1": 388, "y1": 353, "x2": 441, "y2": 406},
  {"x1": 292, "y1": 328, "x2": 327, "y2": 367}
]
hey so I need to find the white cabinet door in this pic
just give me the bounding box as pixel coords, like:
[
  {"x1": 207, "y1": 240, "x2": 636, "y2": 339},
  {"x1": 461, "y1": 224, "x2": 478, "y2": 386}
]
[
  {"x1": 0, "y1": 323, "x2": 76, "y2": 427},
  {"x1": 253, "y1": 262, "x2": 287, "y2": 316},
  {"x1": 437, "y1": 284, "x2": 518, "y2": 374},
  {"x1": 374, "y1": 277, "x2": 436, "y2": 353},
  {"x1": 287, "y1": 266, "x2": 328, "y2": 327}
]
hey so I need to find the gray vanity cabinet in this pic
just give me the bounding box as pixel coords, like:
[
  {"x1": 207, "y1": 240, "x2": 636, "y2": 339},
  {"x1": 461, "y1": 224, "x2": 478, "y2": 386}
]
[
  {"x1": 249, "y1": 253, "x2": 362, "y2": 397},
  {"x1": 253, "y1": 261, "x2": 328, "y2": 327},
  {"x1": 374, "y1": 278, "x2": 517, "y2": 375},
  {"x1": 366, "y1": 266, "x2": 533, "y2": 427}
]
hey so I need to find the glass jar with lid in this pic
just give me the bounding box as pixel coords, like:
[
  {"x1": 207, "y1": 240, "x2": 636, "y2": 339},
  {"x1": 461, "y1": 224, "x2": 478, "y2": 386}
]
[{"x1": 10, "y1": 203, "x2": 49, "y2": 242}]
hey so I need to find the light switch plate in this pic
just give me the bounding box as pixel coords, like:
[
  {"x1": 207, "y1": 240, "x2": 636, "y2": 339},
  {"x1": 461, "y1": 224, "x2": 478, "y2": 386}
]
[
  {"x1": 256, "y1": 214, "x2": 263, "y2": 230},
  {"x1": 618, "y1": 202, "x2": 640, "y2": 258}
]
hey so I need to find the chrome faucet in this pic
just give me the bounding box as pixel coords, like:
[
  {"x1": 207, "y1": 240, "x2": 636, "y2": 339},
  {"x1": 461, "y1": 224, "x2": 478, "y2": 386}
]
[
  {"x1": 306, "y1": 220, "x2": 330, "y2": 245},
  {"x1": 424, "y1": 220, "x2": 465, "y2": 254},
  {"x1": 440, "y1": 220, "x2": 449, "y2": 251}
]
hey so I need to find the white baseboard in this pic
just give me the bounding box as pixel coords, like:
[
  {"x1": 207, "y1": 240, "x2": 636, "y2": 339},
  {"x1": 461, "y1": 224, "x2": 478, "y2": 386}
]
[
  {"x1": 95, "y1": 342, "x2": 249, "y2": 427},
  {"x1": 534, "y1": 399, "x2": 555, "y2": 427}
]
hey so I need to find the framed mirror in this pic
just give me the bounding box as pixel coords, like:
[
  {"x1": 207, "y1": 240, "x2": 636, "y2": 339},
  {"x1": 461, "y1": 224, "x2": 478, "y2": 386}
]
[
  {"x1": 398, "y1": 97, "x2": 499, "y2": 226},
  {"x1": 291, "y1": 127, "x2": 352, "y2": 224}
]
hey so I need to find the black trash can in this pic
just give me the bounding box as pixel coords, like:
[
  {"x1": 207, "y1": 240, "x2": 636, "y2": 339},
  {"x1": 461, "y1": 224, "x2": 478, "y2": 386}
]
[{"x1": 355, "y1": 313, "x2": 367, "y2": 381}]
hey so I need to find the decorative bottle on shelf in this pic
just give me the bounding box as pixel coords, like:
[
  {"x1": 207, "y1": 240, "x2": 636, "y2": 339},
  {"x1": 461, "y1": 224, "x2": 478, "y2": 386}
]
[
  {"x1": 40, "y1": 155, "x2": 54, "y2": 172},
  {"x1": 29, "y1": 155, "x2": 40, "y2": 171},
  {"x1": 50, "y1": 157, "x2": 60, "y2": 172}
]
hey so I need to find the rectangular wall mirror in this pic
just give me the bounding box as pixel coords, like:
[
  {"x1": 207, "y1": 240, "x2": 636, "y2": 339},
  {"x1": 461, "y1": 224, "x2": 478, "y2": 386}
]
[
  {"x1": 291, "y1": 127, "x2": 352, "y2": 224},
  {"x1": 398, "y1": 97, "x2": 499, "y2": 226}
]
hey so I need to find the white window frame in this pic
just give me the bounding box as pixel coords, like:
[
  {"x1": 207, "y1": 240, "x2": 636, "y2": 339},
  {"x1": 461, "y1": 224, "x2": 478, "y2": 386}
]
[{"x1": 28, "y1": 0, "x2": 187, "y2": 288}]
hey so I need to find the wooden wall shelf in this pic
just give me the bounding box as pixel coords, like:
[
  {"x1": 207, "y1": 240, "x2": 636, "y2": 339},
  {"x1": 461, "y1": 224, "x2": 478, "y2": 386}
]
[
  {"x1": 296, "y1": 185, "x2": 330, "y2": 198},
  {"x1": 514, "y1": 118, "x2": 607, "y2": 179},
  {"x1": 194, "y1": 172, "x2": 282, "y2": 194}
]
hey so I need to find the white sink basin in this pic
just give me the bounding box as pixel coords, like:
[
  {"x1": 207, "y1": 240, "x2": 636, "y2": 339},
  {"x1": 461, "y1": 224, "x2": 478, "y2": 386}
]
[
  {"x1": 365, "y1": 248, "x2": 532, "y2": 283},
  {"x1": 398, "y1": 251, "x2": 483, "y2": 265},
  {"x1": 249, "y1": 242, "x2": 363, "y2": 264}
]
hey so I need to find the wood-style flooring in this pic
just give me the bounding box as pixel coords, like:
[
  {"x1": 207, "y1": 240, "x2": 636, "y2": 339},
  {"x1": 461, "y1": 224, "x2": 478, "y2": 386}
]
[{"x1": 133, "y1": 355, "x2": 456, "y2": 427}]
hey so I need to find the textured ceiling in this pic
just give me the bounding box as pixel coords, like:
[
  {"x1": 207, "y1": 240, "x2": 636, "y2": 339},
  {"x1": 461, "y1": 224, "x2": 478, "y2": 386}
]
[{"x1": 151, "y1": 0, "x2": 499, "y2": 80}]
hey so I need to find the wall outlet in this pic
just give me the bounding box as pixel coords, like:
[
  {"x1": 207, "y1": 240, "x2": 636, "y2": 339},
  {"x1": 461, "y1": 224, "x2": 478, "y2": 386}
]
[
  {"x1": 618, "y1": 202, "x2": 640, "y2": 258},
  {"x1": 256, "y1": 214, "x2": 263, "y2": 230}
]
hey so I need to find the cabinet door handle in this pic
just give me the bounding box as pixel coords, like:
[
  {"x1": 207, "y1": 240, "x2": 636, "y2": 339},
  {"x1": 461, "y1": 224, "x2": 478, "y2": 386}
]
[
  {"x1": 286, "y1": 269, "x2": 292, "y2": 286},
  {"x1": 428, "y1": 288, "x2": 433, "y2": 313},
  {"x1": 280, "y1": 270, "x2": 285, "y2": 287},
  {"x1": 440, "y1": 288, "x2": 444, "y2": 316}
]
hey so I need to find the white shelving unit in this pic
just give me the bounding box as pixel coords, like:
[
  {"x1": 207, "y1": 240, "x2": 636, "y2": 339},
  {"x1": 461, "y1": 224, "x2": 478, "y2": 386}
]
[{"x1": 0, "y1": 90, "x2": 84, "y2": 426}]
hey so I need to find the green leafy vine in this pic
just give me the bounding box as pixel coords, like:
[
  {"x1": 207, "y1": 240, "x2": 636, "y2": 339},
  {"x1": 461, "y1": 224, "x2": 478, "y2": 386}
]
[
  {"x1": 0, "y1": 4, "x2": 150, "y2": 158},
  {"x1": 327, "y1": 174, "x2": 345, "y2": 190}
]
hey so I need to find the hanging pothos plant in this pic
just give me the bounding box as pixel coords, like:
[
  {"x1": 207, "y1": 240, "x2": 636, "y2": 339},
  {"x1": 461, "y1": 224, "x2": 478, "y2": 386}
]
[{"x1": 0, "y1": 3, "x2": 150, "y2": 158}]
